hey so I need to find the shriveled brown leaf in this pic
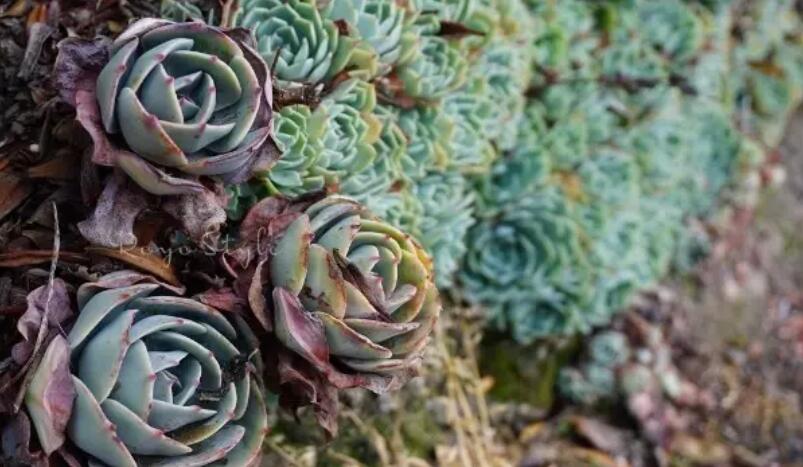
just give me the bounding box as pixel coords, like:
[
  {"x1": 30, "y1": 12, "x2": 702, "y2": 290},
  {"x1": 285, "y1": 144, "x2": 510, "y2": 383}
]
[
  {"x1": 195, "y1": 287, "x2": 245, "y2": 313},
  {"x1": 162, "y1": 185, "x2": 227, "y2": 245},
  {"x1": 0, "y1": 250, "x2": 88, "y2": 268},
  {"x1": 0, "y1": 173, "x2": 33, "y2": 223},
  {"x1": 1, "y1": 0, "x2": 30, "y2": 17},
  {"x1": 86, "y1": 246, "x2": 181, "y2": 286},
  {"x1": 78, "y1": 172, "x2": 148, "y2": 248},
  {"x1": 12, "y1": 278, "x2": 73, "y2": 365},
  {"x1": 438, "y1": 20, "x2": 484, "y2": 38},
  {"x1": 569, "y1": 416, "x2": 629, "y2": 457},
  {"x1": 54, "y1": 37, "x2": 110, "y2": 110},
  {"x1": 26, "y1": 152, "x2": 81, "y2": 180}
]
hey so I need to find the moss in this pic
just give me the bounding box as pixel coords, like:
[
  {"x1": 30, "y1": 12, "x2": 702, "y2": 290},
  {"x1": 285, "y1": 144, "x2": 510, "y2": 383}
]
[{"x1": 479, "y1": 332, "x2": 579, "y2": 410}]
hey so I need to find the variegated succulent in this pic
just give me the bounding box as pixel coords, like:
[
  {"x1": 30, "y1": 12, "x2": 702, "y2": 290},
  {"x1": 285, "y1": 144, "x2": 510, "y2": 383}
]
[
  {"x1": 26, "y1": 271, "x2": 267, "y2": 466},
  {"x1": 93, "y1": 19, "x2": 272, "y2": 195},
  {"x1": 269, "y1": 196, "x2": 439, "y2": 376}
]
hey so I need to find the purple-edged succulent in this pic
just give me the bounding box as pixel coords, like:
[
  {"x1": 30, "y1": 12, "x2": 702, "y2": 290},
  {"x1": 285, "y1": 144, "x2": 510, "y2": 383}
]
[
  {"x1": 228, "y1": 194, "x2": 441, "y2": 434},
  {"x1": 23, "y1": 271, "x2": 268, "y2": 466},
  {"x1": 57, "y1": 19, "x2": 273, "y2": 196}
]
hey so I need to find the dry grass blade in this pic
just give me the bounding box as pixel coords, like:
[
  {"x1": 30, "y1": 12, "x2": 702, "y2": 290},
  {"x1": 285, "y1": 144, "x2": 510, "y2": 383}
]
[{"x1": 0, "y1": 250, "x2": 89, "y2": 267}]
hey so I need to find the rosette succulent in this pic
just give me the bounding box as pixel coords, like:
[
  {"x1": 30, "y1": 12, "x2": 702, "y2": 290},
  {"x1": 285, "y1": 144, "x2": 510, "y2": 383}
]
[
  {"x1": 93, "y1": 19, "x2": 271, "y2": 195},
  {"x1": 442, "y1": 79, "x2": 497, "y2": 172},
  {"x1": 323, "y1": 0, "x2": 416, "y2": 71},
  {"x1": 340, "y1": 105, "x2": 406, "y2": 202},
  {"x1": 263, "y1": 104, "x2": 327, "y2": 194},
  {"x1": 264, "y1": 80, "x2": 383, "y2": 195},
  {"x1": 397, "y1": 36, "x2": 468, "y2": 100},
  {"x1": 28, "y1": 271, "x2": 267, "y2": 466},
  {"x1": 239, "y1": 0, "x2": 354, "y2": 86},
  {"x1": 396, "y1": 106, "x2": 453, "y2": 179},
  {"x1": 409, "y1": 173, "x2": 476, "y2": 288},
  {"x1": 460, "y1": 188, "x2": 594, "y2": 342},
  {"x1": 269, "y1": 196, "x2": 439, "y2": 376}
]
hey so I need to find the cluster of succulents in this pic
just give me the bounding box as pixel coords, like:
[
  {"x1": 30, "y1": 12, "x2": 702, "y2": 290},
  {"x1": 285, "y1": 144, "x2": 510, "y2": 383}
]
[
  {"x1": 223, "y1": 0, "x2": 803, "y2": 344},
  {"x1": 558, "y1": 314, "x2": 702, "y2": 446},
  {"x1": 4, "y1": 0, "x2": 803, "y2": 463}
]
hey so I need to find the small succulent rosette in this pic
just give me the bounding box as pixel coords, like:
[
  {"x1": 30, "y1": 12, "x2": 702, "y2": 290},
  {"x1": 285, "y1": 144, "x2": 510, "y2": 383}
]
[
  {"x1": 229, "y1": 195, "x2": 440, "y2": 431},
  {"x1": 56, "y1": 19, "x2": 273, "y2": 196},
  {"x1": 24, "y1": 271, "x2": 268, "y2": 466}
]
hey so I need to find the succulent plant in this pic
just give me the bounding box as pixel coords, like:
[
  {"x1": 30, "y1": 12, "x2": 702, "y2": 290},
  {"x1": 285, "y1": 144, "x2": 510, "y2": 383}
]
[
  {"x1": 409, "y1": 173, "x2": 476, "y2": 288},
  {"x1": 469, "y1": 39, "x2": 532, "y2": 151},
  {"x1": 442, "y1": 79, "x2": 497, "y2": 173},
  {"x1": 396, "y1": 36, "x2": 468, "y2": 100},
  {"x1": 317, "y1": 80, "x2": 382, "y2": 183},
  {"x1": 263, "y1": 104, "x2": 327, "y2": 195},
  {"x1": 93, "y1": 19, "x2": 271, "y2": 195},
  {"x1": 396, "y1": 106, "x2": 453, "y2": 179},
  {"x1": 262, "y1": 195, "x2": 440, "y2": 378},
  {"x1": 636, "y1": 0, "x2": 702, "y2": 64},
  {"x1": 460, "y1": 188, "x2": 594, "y2": 342},
  {"x1": 26, "y1": 271, "x2": 267, "y2": 466},
  {"x1": 323, "y1": 0, "x2": 416, "y2": 71},
  {"x1": 239, "y1": 0, "x2": 354, "y2": 86},
  {"x1": 340, "y1": 105, "x2": 406, "y2": 201}
]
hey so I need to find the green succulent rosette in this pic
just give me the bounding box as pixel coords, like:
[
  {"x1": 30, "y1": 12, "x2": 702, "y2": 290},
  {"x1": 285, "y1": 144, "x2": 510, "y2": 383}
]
[
  {"x1": 396, "y1": 106, "x2": 453, "y2": 179},
  {"x1": 472, "y1": 119, "x2": 551, "y2": 214},
  {"x1": 269, "y1": 196, "x2": 439, "y2": 374},
  {"x1": 263, "y1": 103, "x2": 327, "y2": 194},
  {"x1": 635, "y1": 0, "x2": 703, "y2": 65},
  {"x1": 396, "y1": 36, "x2": 468, "y2": 100},
  {"x1": 460, "y1": 188, "x2": 594, "y2": 342},
  {"x1": 323, "y1": 0, "x2": 416, "y2": 72},
  {"x1": 232, "y1": 195, "x2": 439, "y2": 421},
  {"x1": 409, "y1": 173, "x2": 476, "y2": 289},
  {"x1": 317, "y1": 80, "x2": 382, "y2": 183},
  {"x1": 27, "y1": 271, "x2": 267, "y2": 466},
  {"x1": 340, "y1": 104, "x2": 406, "y2": 201},
  {"x1": 470, "y1": 39, "x2": 532, "y2": 151},
  {"x1": 263, "y1": 80, "x2": 383, "y2": 196},
  {"x1": 239, "y1": 0, "x2": 354, "y2": 86},
  {"x1": 88, "y1": 19, "x2": 272, "y2": 195},
  {"x1": 442, "y1": 79, "x2": 497, "y2": 173}
]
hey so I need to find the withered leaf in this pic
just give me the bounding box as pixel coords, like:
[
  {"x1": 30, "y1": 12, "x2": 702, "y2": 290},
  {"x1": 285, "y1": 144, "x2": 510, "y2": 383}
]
[
  {"x1": 86, "y1": 246, "x2": 181, "y2": 286},
  {"x1": 0, "y1": 250, "x2": 89, "y2": 268},
  {"x1": 0, "y1": 173, "x2": 33, "y2": 223},
  {"x1": 78, "y1": 172, "x2": 148, "y2": 248}
]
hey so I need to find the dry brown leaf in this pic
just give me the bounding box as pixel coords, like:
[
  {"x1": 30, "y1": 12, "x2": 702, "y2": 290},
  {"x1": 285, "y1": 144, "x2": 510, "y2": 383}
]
[
  {"x1": 518, "y1": 422, "x2": 546, "y2": 443},
  {"x1": 0, "y1": 173, "x2": 33, "y2": 222},
  {"x1": 0, "y1": 0, "x2": 29, "y2": 17},
  {"x1": 560, "y1": 447, "x2": 623, "y2": 467},
  {"x1": 86, "y1": 246, "x2": 181, "y2": 286},
  {"x1": 27, "y1": 152, "x2": 81, "y2": 180},
  {"x1": 569, "y1": 416, "x2": 629, "y2": 457},
  {"x1": 25, "y1": 3, "x2": 46, "y2": 28},
  {"x1": 0, "y1": 250, "x2": 89, "y2": 267}
]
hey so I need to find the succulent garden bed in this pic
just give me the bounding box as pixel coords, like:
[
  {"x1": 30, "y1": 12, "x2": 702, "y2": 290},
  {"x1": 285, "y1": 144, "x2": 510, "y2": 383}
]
[{"x1": 0, "y1": 0, "x2": 802, "y2": 465}]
